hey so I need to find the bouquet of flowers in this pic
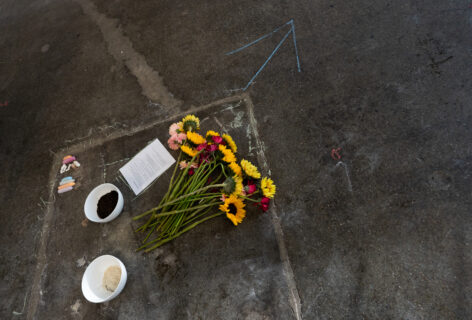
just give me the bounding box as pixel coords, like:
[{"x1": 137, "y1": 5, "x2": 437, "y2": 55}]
[{"x1": 133, "y1": 114, "x2": 276, "y2": 252}]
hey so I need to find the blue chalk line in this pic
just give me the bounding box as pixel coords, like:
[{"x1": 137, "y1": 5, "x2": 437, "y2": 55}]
[{"x1": 226, "y1": 19, "x2": 302, "y2": 91}]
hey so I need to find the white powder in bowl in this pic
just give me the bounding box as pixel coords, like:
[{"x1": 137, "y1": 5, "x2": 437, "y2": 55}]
[{"x1": 102, "y1": 266, "x2": 122, "y2": 292}]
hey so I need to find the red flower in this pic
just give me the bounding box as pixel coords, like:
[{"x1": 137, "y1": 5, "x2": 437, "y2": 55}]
[
  {"x1": 212, "y1": 136, "x2": 223, "y2": 144},
  {"x1": 258, "y1": 197, "x2": 270, "y2": 212},
  {"x1": 188, "y1": 168, "x2": 195, "y2": 176},
  {"x1": 206, "y1": 144, "x2": 218, "y2": 152},
  {"x1": 245, "y1": 180, "x2": 257, "y2": 194},
  {"x1": 197, "y1": 143, "x2": 207, "y2": 151}
]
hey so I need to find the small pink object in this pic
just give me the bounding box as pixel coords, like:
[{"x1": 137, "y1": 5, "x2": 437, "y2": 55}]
[
  {"x1": 169, "y1": 122, "x2": 181, "y2": 136},
  {"x1": 212, "y1": 136, "x2": 223, "y2": 144},
  {"x1": 63, "y1": 156, "x2": 76, "y2": 164},
  {"x1": 58, "y1": 186, "x2": 73, "y2": 193},
  {"x1": 330, "y1": 148, "x2": 342, "y2": 160},
  {"x1": 167, "y1": 135, "x2": 180, "y2": 150}
]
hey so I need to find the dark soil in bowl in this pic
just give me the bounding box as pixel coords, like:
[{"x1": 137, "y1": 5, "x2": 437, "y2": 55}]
[{"x1": 97, "y1": 191, "x2": 118, "y2": 219}]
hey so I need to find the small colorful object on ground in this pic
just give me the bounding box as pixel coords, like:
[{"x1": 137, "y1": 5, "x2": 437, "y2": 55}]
[
  {"x1": 58, "y1": 155, "x2": 81, "y2": 193},
  {"x1": 58, "y1": 186, "x2": 74, "y2": 194},
  {"x1": 133, "y1": 114, "x2": 277, "y2": 252},
  {"x1": 58, "y1": 177, "x2": 76, "y2": 193},
  {"x1": 331, "y1": 147, "x2": 342, "y2": 160},
  {"x1": 59, "y1": 155, "x2": 81, "y2": 174},
  {"x1": 63, "y1": 155, "x2": 76, "y2": 164},
  {"x1": 60, "y1": 176, "x2": 74, "y2": 184}
]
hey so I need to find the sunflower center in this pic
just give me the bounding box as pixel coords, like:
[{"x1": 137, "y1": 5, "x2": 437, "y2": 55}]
[{"x1": 228, "y1": 203, "x2": 237, "y2": 215}]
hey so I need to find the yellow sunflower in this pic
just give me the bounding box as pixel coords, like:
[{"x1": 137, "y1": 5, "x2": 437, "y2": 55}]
[
  {"x1": 219, "y1": 144, "x2": 236, "y2": 163},
  {"x1": 228, "y1": 162, "x2": 242, "y2": 176},
  {"x1": 232, "y1": 175, "x2": 243, "y2": 196},
  {"x1": 261, "y1": 177, "x2": 276, "y2": 198},
  {"x1": 181, "y1": 145, "x2": 198, "y2": 157},
  {"x1": 182, "y1": 114, "x2": 200, "y2": 131},
  {"x1": 223, "y1": 175, "x2": 243, "y2": 196},
  {"x1": 240, "y1": 159, "x2": 261, "y2": 179},
  {"x1": 187, "y1": 131, "x2": 206, "y2": 145},
  {"x1": 222, "y1": 134, "x2": 237, "y2": 153},
  {"x1": 206, "y1": 130, "x2": 220, "y2": 137},
  {"x1": 219, "y1": 195, "x2": 246, "y2": 226}
]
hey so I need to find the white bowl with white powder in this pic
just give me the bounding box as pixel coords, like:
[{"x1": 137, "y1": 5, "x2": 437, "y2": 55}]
[{"x1": 81, "y1": 255, "x2": 127, "y2": 303}]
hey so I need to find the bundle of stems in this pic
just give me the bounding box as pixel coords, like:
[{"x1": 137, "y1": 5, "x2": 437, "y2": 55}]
[{"x1": 133, "y1": 151, "x2": 228, "y2": 252}]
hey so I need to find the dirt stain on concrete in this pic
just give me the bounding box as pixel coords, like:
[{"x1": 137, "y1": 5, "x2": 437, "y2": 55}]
[{"x1": 75, "y1": 0, "x2": 182, "y2": 110}]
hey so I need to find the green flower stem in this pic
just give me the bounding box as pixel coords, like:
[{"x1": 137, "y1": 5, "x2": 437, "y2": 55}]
[
  {"x1": 219, "y1": 162, "x2": 230, "y2": 178},
  {"x1": 152, "y1": 201, "x2": 217, "y2": 241},
  {"x1": 167, "y1": 151, "x2": 182, "y2": 194},
  {"x1": 146, "y1": 195, "x2": 218, "y2": 243},
  {"x1": 161, "y1": 149, "x2": 203, "y2": 200},
  {"x1": 143, "y1": 220, "x2": 159, "y2": 243},
  {"x1": 239, "y1": 194, "x2": 261, "y2": 203},
  {"x1": 181, "y1": 205, "x2": 216, "y2": 227},
  {"x1": 147, "y1": 183, "x2": 225, "y2": 213},
  {"x1": 137, "y1": 172, "x2": 187, "y2": 229},
  {"x1": 170, "y1": 151, "x2": 206, "y2": 198},
  {"x1": 137, "y1": 168, "x2": 185, "y2": 229},
  {"x1": 157, "y1": 197, "x2": 192, "y2": 231},
  {"x1": 167, "y1": 183, "x2": 216, "y2": 235},
  {"x1": 139, "y1": 212, "x2": 225, "y2": 252},
  {"x1": 135, "y1": 162, "x2": 223, "y2": 222},
  {"x1": 149, "y1": 202, "x2": 217, "y2": 218},
  {"x1": 180, "y1": 162, "x2": 209, "y2": 196}
]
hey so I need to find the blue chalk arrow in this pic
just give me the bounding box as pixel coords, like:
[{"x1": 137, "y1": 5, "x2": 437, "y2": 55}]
[{"x1": 226, "y1": 19, "x2": 302, "y2": 91}]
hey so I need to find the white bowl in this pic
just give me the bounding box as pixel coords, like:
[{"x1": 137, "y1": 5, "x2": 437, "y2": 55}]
[
  {"x1": 81, "y1": 255, "x2": 127, "y2": 303},
  {"x1": 84, "y1": 183, "x2": 124, "y2": 223}
]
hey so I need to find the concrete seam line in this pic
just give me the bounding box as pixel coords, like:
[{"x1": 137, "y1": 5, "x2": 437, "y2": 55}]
[
  {"x1": 62, "y1": 94, "x2": 246, "y2": 155},
  {"x1": 26, "y1": 152, "x2": 62, "y2": 320},
  {"x1": 244, "y1": 93, "x2": 303, "y2": 320},
  {"x1": 75, "y1": 0, "x2": 182, "y2": 109}
]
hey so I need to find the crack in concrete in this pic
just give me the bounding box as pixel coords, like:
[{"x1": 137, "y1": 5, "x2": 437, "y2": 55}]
[
  {"x1": 245, "y1": 94, "x2": 302, "y2": 320},
  {"x1": 75, "y1": 0, "x2": 182, "y2": 109},
  {"x1": 27, "y1": 152, "x2": 61, "y2": 320}
]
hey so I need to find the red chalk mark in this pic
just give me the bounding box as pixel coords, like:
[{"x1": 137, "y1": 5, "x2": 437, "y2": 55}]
[
  {"x1": 331, "y1": 148, "x2": 342, "y2": 160},
  {"x1": 469, "y1": 3, "x2": 472, "y2": 8},
  {"x1": 0, "y1": 101, "x2": 8, "y2": 107}
]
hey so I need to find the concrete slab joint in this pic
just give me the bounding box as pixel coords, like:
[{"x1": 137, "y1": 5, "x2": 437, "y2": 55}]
[{"x1": 75, "y1": 0, "x2": 182, "y2": 110}]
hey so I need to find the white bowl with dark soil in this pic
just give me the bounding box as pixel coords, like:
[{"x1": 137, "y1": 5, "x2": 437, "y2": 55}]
[{"x1": 84, "y1": 183, "x2": 124, "y2": 223}]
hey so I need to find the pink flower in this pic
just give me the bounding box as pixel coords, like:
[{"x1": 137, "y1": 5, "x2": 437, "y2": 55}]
[
  {"x1": 169, "y1": 123, "x2": 181, "y2": 136},
  {"x1": 220, "y1": 194, "x2": 227, "y2": 202},
  {"x1": 206, "y1": 144, "x2": 218, "y2": 152},
  {"x1": 167, "y1": 135, "x2": 180, "y2": 150},
  {"x1": 196, "y1": 143, "x2": 207, "y2": 151},
  {"x1": 176, "y1": 133, "x2": 186, "y2": 143},
  {"x1": 180, "y1": 161, "x2": 198, "y2": 169},
  {"x1": 212, "y1": 136, "x2": 223, "y2": 144}
]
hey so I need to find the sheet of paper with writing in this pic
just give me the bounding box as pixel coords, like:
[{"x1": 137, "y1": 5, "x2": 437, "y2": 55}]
[{"x1": 119, "y1": 139, "x2": 175, "y2": 195}]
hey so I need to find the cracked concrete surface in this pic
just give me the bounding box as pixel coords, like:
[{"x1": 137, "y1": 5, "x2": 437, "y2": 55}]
[{"x1": 1, "y1": 0, "x2": 472, "y2": 319}]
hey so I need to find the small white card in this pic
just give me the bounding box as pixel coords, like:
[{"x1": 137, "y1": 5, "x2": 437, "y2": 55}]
[{"x1": 119, "y1": 139, "x2": 175, "y2": 195}]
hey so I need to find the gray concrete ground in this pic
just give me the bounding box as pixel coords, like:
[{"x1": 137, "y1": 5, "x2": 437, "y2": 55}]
[{"x1": 1, "y1": 0, "x2": 471, "y2": 319}]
